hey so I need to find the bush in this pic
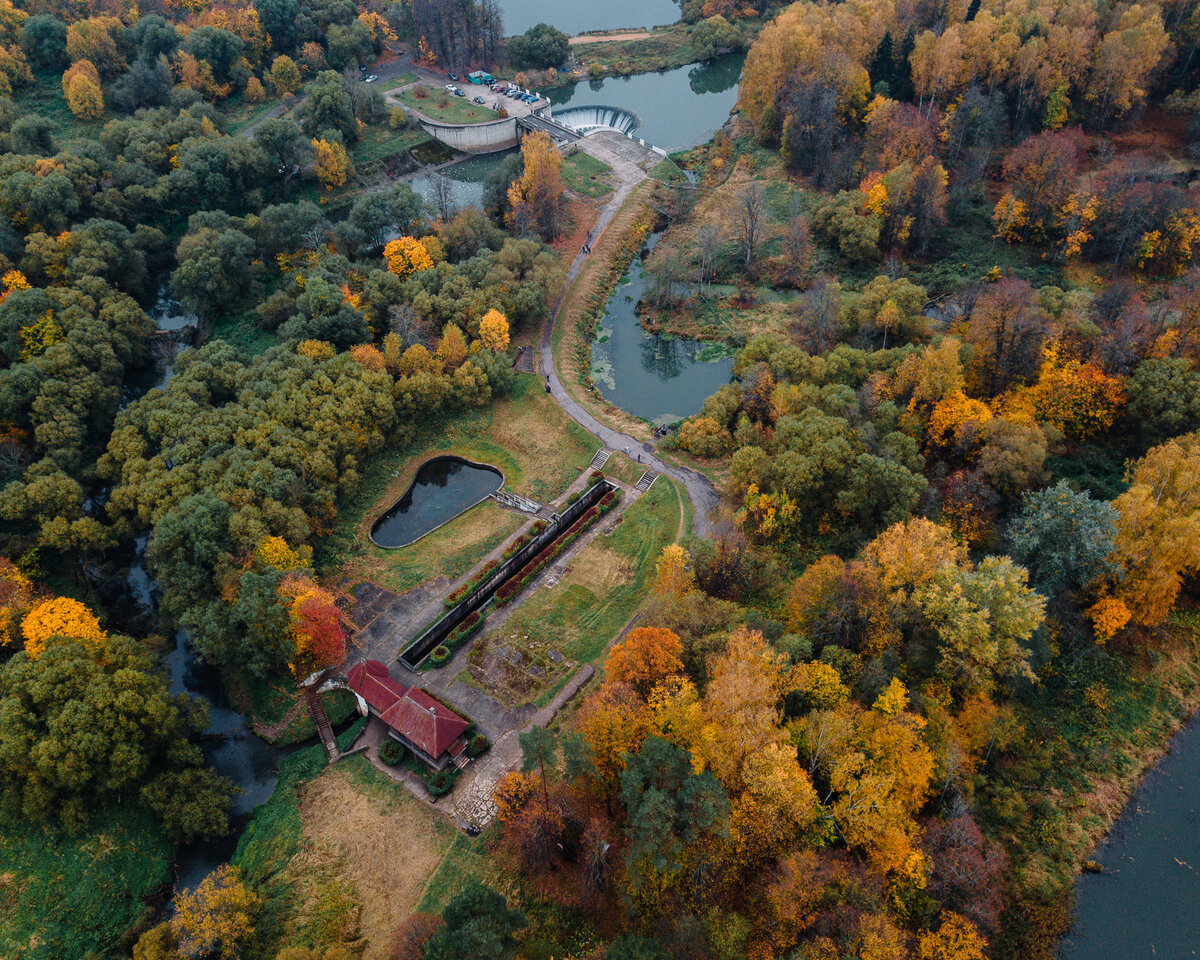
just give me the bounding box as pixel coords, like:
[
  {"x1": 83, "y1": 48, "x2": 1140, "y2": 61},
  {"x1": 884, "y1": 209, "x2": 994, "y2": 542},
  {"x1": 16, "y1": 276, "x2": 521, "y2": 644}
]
[
  {"x1": 412, "y1": 83, "x2": 430, "y2": 98},
  {"x1": 379, "y1": 738, "x2": 405, "y2": 765},
  {"x1": 532, "y1": 520, "x2": 547, "y2": 533},
  {"x1": 426, "y1": 770, "x2": 455, "y2": 797},
  {"x1": 430, "y1": 645, "x2": 451, "y2": 666},
  {"x1": 567, "y1": 491, "x2": 581, "y2": 505},
  {"x1": 468, "y1": 733, "x2": 490, "y2": 758},
  {"x1": 590, "y1": 470, "x2": 604, "y2": 482}
]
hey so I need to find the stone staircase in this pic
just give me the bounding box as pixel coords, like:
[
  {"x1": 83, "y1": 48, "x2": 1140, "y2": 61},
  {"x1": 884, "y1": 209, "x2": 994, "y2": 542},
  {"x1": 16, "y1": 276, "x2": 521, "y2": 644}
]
[
  {"x1": 491, "y1": 490, "x2": 542, "y2": 513},
  {"x1": 589, "y1": 448, "x2": 611, "y2": 470},
  {"x1": 635, "y1": 470, "x2": 658, "y2": 493},
  {"x1": 304, "y1": 685, "x2": 339, "y2": 762}
]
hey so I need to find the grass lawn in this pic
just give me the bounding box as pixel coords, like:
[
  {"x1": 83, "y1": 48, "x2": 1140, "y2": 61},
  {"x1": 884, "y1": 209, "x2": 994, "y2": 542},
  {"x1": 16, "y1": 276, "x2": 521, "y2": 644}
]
[
  {"x1": 16, "y1": 72, "x2": 105, "y2": 142},
  {"x1": 468, "y1": 476, "x2": 686, "y2": 707},
  {"x1": 317, "y1": 374, "x2": 596, "y2": 595},
  {"x1": 397, "y1": 88, "x2": 496, "y2": 124},
  {"x1": 562, "y1": 151, "x2": 613, "y2": 199},
  {"x1": 378, "y1": 73, "x2": 418, "y2": 92},
  {"x1": 350, "y1": 124, "x2": 432, "y2": 166},
  {"x1": 0, "y1": 807, "x2": 173, "y2": 960},
  {"x1": 209, "y1": 309, "x2": 278, "y2": 356}
]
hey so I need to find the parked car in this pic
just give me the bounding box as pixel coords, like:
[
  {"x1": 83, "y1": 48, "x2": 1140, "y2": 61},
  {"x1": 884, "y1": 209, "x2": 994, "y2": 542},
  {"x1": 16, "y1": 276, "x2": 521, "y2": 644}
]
[
  {"x1": 444, "y1": 83, "x2": 456, "y2": 93},
  {"x1": 453, "y1": 87, "x2": 465, "y2": 97},
  {"x1": 472, "y1": 95, "x2": 485, "y2": 104},
  {"x1": 448, "y1": 72, "x2": 459, "y2": 81},
  {"x1": 365, "y1": 75, "x2": 377, "y2": 83}
]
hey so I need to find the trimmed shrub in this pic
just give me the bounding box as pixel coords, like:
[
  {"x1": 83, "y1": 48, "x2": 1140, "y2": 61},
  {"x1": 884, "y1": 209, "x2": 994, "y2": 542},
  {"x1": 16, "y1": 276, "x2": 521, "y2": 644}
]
[
  {"x1": 567, "y1": 491, "x2": 581, "y2": 505},
  {"x1": 468, "y1": 733, "x2": 491, "y2": 758},
  {"x1": 590, "y1": 470, "x2": 604, "y2": 482},
  {"x1": 532, "y1": 519, "x2": 548, "y2": 533},
  {"x1": 426, "y1": 770, "x2": 455, "y2": 797},
  {"x1": 429, "y1": 644, "x2": 451, "y2": 666},
  {"x1": 379, "y1": 738, "x2": 405, "y2": 766}
]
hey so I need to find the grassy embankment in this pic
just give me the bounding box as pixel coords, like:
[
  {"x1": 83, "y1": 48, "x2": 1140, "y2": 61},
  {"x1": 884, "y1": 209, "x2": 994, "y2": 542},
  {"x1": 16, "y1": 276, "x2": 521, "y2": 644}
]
[
  {"x1": 550, "y1": 180, "x2": 662, "y2": 443},
  {"x1": 465, "y1": 474, "x2": 688, "y2": 708},
  {"x1": 317, "y1": 373, "x2": 596, "y2": 598},
  {"x1": 566, "y1": 20, "x2": 763, "y2": 77}
]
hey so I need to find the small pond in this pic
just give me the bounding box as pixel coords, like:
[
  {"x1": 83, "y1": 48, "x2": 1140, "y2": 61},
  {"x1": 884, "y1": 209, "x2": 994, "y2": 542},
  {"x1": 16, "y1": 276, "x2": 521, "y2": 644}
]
[
  {"x1": 371, "y1": 456, "x2": 503, "y2": 548},
  {"x1": 1058, "y1": 713, "x2": 1200, "y2": 959},
  {"x1": 409, "y1": 150, "x2": 515, "y2": 213},
  {"x1": 590, "y1": 234, "x2": 735, "y2": 426},
  {"x1": 498, "y1": 0, "x2": 679, "y2": 38}
]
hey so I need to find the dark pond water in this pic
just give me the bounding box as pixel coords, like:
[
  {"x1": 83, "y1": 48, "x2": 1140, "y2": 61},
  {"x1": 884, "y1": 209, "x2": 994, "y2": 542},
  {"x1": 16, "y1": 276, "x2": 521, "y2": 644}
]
[
  {"x1": 545, "y1": 53, "x2": 745, "y2": 152},
  {"x1": 370, "y1": 456, "x2": 503, "y2": 548},
  {"x1": 409, "y1": 150, "x2": 514, "y2": 213},
  {"x1": 1059, "y1": 713, "x2": 1200, "y2": 959},
  {"x1": 590, "y1": 234, "x2": 735, "y2": 426},
  {"x1": 499, "y1": 0, "x2": 680, "y2": 37}
]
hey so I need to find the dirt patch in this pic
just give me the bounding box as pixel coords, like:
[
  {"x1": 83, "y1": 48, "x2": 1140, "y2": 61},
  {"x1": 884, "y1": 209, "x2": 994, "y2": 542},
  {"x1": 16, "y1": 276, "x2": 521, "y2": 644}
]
[
  {"x1": 569, "y1": 30, "x2": 651, "y2": 45},
  {"x1": 551, "y1": 200, "x2": 600, "y2": 262},
  {"x1": 299, "y1": 767, "x2": 448, "y2": 959},
  {"x1": 564, "y1": 547, "x2": 633, "y2": 596}
]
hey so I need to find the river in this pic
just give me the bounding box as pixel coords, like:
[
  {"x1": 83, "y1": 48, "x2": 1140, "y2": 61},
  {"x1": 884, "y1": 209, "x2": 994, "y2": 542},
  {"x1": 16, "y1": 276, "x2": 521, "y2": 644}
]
[
  {"x1": 499, "y1": 0, "x2": 681, "y2": 38},
  {"x1": 1059, "y1": 712, "x2": 1200, "y2": 959}
]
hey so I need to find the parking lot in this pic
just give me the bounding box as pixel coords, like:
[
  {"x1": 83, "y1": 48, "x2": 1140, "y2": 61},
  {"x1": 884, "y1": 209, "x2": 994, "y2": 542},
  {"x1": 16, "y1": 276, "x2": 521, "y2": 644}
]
[{"x1": 392, "y1": 70, "x2": 549, "y2": 123}]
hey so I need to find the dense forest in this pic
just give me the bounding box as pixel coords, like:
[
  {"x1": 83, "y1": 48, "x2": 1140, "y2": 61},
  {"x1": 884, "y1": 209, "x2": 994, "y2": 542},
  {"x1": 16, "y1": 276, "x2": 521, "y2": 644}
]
[{"x1": 0, "y1": 0, "x2": 1199, "y2": 959}]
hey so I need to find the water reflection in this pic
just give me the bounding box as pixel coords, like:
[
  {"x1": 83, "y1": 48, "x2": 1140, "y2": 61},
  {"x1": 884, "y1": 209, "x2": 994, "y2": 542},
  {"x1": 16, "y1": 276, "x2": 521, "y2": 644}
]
[
  {"x1": 591, "y1": 235, "x2": 735, "y2": 425},
  {"x1": 497, "y1": 0, "x2": 679, "y2": 37},
  {"x1": 370, "y1": 456, "x2": 503, "y2": 548}
]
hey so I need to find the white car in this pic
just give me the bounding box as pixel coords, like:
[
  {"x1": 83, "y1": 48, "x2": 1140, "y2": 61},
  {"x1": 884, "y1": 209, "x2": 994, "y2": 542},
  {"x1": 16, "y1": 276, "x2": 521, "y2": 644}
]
[
  {"x1": 444, "y1": 83, "x2": 456, "y2": 93},
  {"x1": 365, "y1": 75, "x2": 378, "y2": 83}
]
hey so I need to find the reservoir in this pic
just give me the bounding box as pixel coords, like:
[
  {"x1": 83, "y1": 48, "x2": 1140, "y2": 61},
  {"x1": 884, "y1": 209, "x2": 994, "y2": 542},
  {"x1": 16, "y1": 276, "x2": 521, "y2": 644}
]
[
  {"x1": 370, "y1": 456, "x2": 504, "y2": 548},
  {"x1": 499, "y1": 0, "x2": 681, "y2": 38}
]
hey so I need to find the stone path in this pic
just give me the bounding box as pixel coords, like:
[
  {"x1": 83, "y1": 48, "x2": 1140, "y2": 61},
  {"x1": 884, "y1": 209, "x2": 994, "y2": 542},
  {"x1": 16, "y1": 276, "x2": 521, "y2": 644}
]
[{"x1": 449, "y1": 664, "x2": 595, "y2": 830}]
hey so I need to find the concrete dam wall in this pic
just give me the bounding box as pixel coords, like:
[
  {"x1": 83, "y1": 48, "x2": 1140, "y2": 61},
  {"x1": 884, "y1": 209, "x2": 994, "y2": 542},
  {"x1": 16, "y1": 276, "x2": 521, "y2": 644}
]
[
  {"x1": 551, "y1": 105, "x2": 641, "y2": 137},
  {"x1": 415, "y1": 116, "x2": 520, "y2": 154}
]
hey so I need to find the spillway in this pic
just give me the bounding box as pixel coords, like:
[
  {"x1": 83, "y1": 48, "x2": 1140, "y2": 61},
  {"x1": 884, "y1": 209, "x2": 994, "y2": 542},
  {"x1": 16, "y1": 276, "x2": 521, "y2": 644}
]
[{"x1": 551, "y1": 105, "x2": 641, "y2": 137}]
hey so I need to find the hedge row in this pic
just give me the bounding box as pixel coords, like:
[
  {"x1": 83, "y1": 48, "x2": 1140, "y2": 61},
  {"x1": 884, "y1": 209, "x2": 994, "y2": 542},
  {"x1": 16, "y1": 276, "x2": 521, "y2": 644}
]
[
  {"x1": 444, "y1": 558, "x2": 500, "y2": 608},
  {"x1": 503, "y1": 534, "x2": 532, "y2": 559},
  {"x1": 494, "y1": 489, "x2": 622, "y2": 607}
]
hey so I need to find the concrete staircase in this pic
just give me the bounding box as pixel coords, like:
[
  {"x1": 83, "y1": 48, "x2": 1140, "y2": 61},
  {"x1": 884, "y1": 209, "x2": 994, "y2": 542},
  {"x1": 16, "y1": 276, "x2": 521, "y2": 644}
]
[
  {"x1": 589, "y1": 448, "x2": 611, "y2": 470},
  {"x1": 304, "y1": 686, "x2": 339, "y2": 762},
  {"x1": 635, "y1": 470, "x2": 658, "y2": 493}
]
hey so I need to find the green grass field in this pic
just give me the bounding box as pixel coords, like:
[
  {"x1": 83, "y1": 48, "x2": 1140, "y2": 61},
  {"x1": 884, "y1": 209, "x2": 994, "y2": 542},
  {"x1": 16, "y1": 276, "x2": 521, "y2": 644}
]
[
  {"x1": 562, "y1": 151, "x2": 613, "y2": 199},
  {"x1": 397, "y1": 88, "x2": 496, "y2": 124}
]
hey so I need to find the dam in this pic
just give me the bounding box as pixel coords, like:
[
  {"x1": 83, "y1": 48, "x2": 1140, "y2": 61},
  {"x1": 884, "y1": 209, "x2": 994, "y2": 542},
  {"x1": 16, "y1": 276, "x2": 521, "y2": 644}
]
[{"x1": 551, "y1": 105, "x2": 641, "y2": 137}]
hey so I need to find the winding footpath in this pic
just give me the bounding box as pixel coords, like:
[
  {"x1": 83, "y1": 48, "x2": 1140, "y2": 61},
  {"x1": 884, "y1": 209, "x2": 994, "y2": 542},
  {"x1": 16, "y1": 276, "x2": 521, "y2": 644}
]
[{"x1": 538, "y1": 183, "x2": 721, "y2": 536}]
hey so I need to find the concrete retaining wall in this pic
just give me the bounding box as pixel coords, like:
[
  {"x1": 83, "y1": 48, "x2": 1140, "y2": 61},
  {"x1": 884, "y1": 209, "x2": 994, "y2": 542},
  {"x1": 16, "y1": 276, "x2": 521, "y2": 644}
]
[{"x1": 416, "y1": 116, "x2": 519, "y2": 154}]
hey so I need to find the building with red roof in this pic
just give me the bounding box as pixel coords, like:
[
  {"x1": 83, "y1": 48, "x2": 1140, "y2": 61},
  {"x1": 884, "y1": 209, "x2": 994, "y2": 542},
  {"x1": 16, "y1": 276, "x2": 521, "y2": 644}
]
[{"x1": 347, "y1": 660, "x2": 471, "y2": 770}]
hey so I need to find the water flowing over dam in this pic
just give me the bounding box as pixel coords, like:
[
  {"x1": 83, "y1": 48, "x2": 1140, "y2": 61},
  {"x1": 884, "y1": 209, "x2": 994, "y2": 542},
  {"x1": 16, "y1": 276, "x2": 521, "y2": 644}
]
[{"x1": 551, "y1": 105, "x2": 641, "y2": 137}]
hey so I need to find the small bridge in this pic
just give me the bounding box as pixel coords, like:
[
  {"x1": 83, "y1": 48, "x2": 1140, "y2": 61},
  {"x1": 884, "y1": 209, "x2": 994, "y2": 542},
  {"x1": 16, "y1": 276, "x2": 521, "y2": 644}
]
[{"x1": 517, "y1": 113, "x2": 581, "y2": 145}]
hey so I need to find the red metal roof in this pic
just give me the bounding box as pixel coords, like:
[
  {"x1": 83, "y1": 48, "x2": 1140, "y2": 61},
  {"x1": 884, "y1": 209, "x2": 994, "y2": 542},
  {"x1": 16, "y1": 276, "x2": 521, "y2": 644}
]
[{"x1": 347, "y1": 659, "x2": 470, "y2": 759}]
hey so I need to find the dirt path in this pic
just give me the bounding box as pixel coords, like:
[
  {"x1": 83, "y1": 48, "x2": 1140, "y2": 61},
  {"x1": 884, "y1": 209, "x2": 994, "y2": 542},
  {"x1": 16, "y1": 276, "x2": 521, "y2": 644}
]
[{"x1": 569, "y1": 30, "x2": 652, "y2": 45}]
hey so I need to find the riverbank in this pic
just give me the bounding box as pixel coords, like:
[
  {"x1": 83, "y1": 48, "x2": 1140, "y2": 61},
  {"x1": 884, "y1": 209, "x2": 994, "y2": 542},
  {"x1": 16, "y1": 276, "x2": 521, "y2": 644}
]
[{"x1": 995, "y1": 609, "x2": 1200, "y2": 958}]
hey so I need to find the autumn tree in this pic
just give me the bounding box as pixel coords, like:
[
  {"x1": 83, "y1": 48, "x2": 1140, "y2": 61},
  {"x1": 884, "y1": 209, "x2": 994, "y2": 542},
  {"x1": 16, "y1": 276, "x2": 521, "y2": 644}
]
[
  {"x1": 435, "y1": 323, "x2": 468, "y2": 369},
  {"x1": 271, "y1": 54, "x2": 301, "y2": 94},
  {"x1": 506, "y1": 131, "x2": 564, "y2": 241},
  {"x1": 61, "y1": 58, "x2": 103, "y2": 119},
  {"x1": 963, "y1": 278, "x2": 1049, "y2": 395},
  {"x1": 171, "y1": 865, "x2": 261, "y2": 960},
  {"x1": 915, "y1": 912, "x2": 987, "y2": 960},
  {"x1": 1104, "y1": 430, "x2": 1200, "y2": 626},
  {"x1": 1028, "y1": 346, "x2": 1126, "y2": 440},
  {"x1": 383, "y1": 236, "x2": 434, "y2": 279},
  {"x1": 605, "y1": 626, "x2": 685, "y2": 696},
  {"x1": 20, "y1": 595, "x2": 104, "y2": 659},
  {"x1": 312, "y1": 138, "x2": 353, "y2": 190},
  {"x1": 477, "y1": 308, "x2": 510, "y2": 351},
  {"x1": 732, "y1": 182, "x2": 766, "y2": 268}
]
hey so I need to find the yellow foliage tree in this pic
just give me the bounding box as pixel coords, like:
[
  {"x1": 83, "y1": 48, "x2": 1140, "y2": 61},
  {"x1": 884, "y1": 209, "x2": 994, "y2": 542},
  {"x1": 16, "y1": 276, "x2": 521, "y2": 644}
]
[
  {"x1": 1029, "y1": 345, "x2": 1126, "y2": 440},
  {"x1": 312, "y1": 138, "x2": 352, "y2": 190},
  {"x1": 270, "y1": 55, "x2": 301, "y2": 95},
  {"x1": 1087, "y1": 596, "x2": 1131, "y2": 641},
  {"x1": 0, "y1": 557, "x2": 35, "y2": 648},
  {"x1": 383, "y1": 236, "x2": 434, "y2": 280},
  {"x1": 171, "y1": 864, "x2": 261, "y2": 960},
  {"x1": 253, "y1": 536, "x2": 305, "y2": 571},
  {"x1": 1106, "y1": 430, "x2": 1200, "y2": 626},
  {"x1": 244, "y1": 76, "x2": 265, "y2": 103},
  {"x1": 296, "y1": 339, "x2": 335, "y2": 360},
  {"x1": 477, "y1": 308, "x2": 510, "y2": 351},
  {"x1": 21, "y1": 596, "x2": 105, "y2": 659},
  {"x1": 926, "y1": 390, "x2": 992, "y2": 455},
  {"x1": 506, "y1": 130, "x2": 565, "y2": 240},
  {"x1": 435, "y1": 324, "x2": 468, "y2": 370},
  {"x1": 916, "y1": 912, "x2": 987, "y2": 960},
  {"x1": 62, "y1": 59, "x2": 103, "y2": 119},
  {"x1": 419, "y1": 234, "x2": 445, "y2": 264}
]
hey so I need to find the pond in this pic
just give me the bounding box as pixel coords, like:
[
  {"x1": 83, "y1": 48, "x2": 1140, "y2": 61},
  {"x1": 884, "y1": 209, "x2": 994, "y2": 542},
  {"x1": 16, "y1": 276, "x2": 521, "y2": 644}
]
[
  {"x1": 498, "y1": 0, "x2": 680, "y2": 38},
  {"x1": 409, "y1": 151, "x2": 514, "y2": 212},
  {"x1": 1059, "y1": 713, "x2": 1200, "y2": 959},
  {"x1": 544, "y1": 53, "x2": 745, "y2": 152},
  {"x1": 370, "y1": 455, "x2": 504, "y2": 548},
  {"x1": 591, "y1": 234, "x2": 735, "y2": 426}
]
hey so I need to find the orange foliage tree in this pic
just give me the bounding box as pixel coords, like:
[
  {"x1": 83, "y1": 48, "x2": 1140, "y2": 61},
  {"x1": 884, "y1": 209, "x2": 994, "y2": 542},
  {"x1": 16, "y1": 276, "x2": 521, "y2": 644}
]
[
  {"x1": 1028, "y1": 346, "x2": 1126, "y2": 440},
  {"x1": 383, "y1": 236, "x2": 434, "y2": 279},
  {"x1": 21, "y1": 596, "x2": 105, "y2": 659},
  {"x1": 604, "y1": 626, "x2": 685, "y2": 695}
]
